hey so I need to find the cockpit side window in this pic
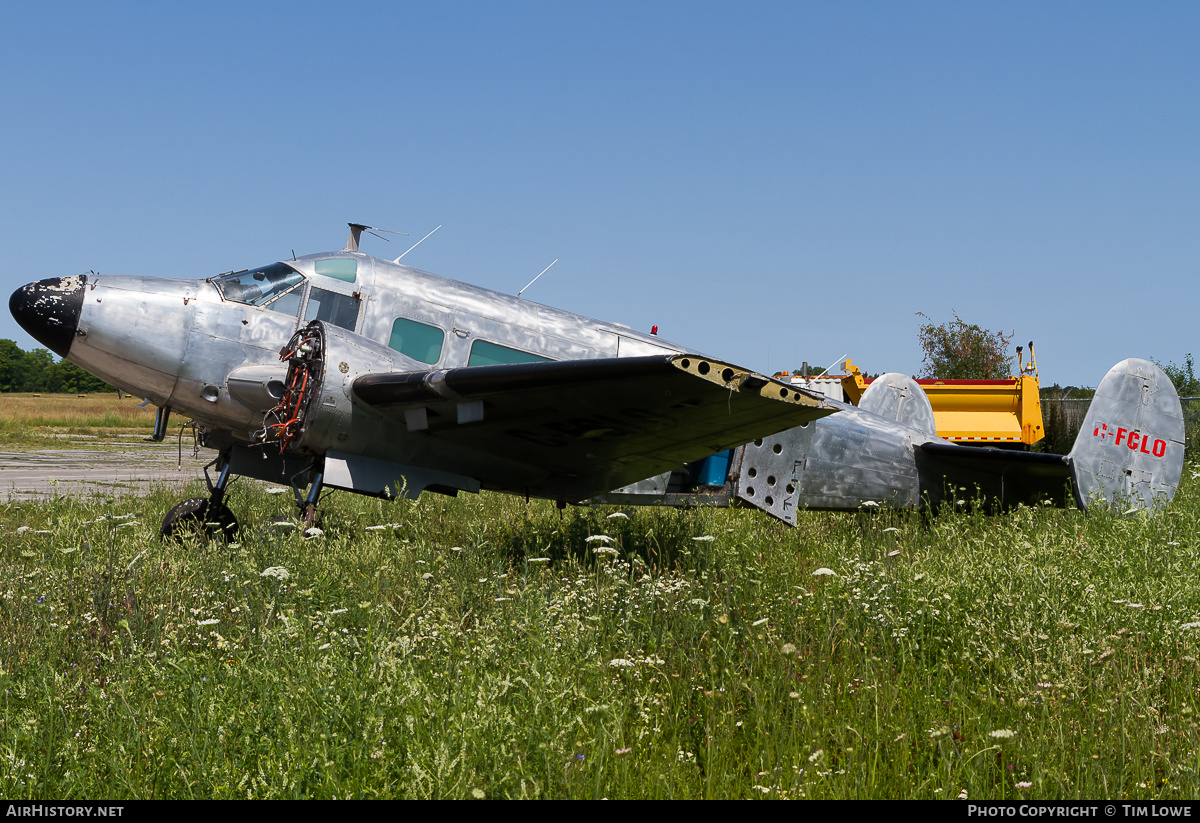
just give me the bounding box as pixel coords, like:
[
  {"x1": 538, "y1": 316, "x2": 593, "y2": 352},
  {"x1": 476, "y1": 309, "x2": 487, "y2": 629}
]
[
  {"x1": 264, "y1": 284, "x2": 304, "y2": 318},
  {"x1": 214, "y1": 263, "x2": 304, "y2": 307},
  {"x1": 305, "y1": 287, "x2": 361, "y2": 331}
]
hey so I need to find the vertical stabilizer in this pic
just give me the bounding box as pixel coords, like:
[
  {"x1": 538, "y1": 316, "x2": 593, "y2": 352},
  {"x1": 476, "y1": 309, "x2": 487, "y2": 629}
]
[
  {"x1": 1069, "y1": 358, "x2": 1184, "y2": 511},
  {"x1": 857, "y1": 373, "x2": 938, "y2": 437}
]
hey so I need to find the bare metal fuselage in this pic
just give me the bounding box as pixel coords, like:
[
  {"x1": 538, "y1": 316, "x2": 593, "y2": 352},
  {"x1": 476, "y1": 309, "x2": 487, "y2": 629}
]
[
  {"x1": 11, "y1": 245, "x2": 1184, "y2": 520},
  {"x1": 71, "y1": 252, "x2": 685, "y2": 437}
]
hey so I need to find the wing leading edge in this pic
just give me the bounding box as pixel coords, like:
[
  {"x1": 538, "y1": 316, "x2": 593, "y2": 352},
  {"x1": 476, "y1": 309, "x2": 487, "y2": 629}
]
[{"x1": 351, "y1": 354, "x2": 838, "y2": 500}]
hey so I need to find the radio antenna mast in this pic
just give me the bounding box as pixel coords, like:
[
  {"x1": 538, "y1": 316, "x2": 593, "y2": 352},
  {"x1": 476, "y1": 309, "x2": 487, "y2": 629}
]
[
  {"x1": 394, "y1": 225, "x2": 443, "y2": 263},
  {"x1": 517, "y1": 259, "x2": 558, "y2": 299}
]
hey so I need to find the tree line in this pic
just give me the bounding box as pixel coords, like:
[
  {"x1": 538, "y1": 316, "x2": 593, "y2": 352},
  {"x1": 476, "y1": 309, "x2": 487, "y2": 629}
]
[{"x1": 0, "y1": 340, "x2": 116, "y2": 393}]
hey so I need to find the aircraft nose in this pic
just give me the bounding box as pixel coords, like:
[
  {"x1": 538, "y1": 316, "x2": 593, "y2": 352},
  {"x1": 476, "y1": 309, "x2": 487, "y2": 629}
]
[{"x1": 9, "y1": 275, "x2": 87, "y2": 358}]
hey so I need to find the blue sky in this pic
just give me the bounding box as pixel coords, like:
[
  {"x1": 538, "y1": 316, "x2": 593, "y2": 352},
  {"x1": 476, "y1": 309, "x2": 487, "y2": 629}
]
[{"x1": 2, "y1": 1, "x2": 1195, "y2": 386}]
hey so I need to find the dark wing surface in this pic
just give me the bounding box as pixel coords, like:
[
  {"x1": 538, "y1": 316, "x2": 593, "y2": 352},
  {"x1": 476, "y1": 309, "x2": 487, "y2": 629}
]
[{"x1": 353, "y1": 354, "x2": 837, "y2": 500}]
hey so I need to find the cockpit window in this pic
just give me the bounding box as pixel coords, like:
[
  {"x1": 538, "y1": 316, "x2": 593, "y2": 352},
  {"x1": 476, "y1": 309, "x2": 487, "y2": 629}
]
[
  {"x1": 314, "y1": 258, "x2": 357, "y2": 283},
  {"x1": 213, "y1": 263, "x2": 304, "y2": 306}
]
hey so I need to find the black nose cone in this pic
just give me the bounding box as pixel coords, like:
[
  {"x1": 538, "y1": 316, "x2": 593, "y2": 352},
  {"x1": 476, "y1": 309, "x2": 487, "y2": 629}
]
[{"x1": 10, "y1": 275, "x2": 87, "y2": 358}]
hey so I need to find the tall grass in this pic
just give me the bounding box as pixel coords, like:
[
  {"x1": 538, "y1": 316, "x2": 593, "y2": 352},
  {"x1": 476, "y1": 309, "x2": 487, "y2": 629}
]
[
  {"x1": 1, "y1": 469, "x2": 1199, "y2": 798},
  {"x1": 0, "y1": 394, "x2": 155, "y2": 445}
]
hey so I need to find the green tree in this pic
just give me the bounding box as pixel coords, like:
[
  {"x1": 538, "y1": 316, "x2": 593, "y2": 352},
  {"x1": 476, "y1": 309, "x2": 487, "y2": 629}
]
[
  {"x1": 0, "y1": 339, "x2": 117, "y2": 393},
  {"x1": 916, "y1": 312, "x2": 1015, "y2": 380},
  {"x1": 1153, "y1": 353, "x2": 1200, "y2": 397}
]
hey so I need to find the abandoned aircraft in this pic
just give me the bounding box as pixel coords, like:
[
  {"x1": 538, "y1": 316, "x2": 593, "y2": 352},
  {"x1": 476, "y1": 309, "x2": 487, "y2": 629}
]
[{"x1": 8, "y1": 224, "x2": 1185, "y2": 537}]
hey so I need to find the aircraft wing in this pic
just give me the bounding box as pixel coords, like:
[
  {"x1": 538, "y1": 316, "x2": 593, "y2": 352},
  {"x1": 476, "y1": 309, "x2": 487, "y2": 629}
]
[
  {"x1": 913, "y1": 441, "x2": 1075, "y2": 509},
  {"x1": 351, "y1": 354, "x2": 838, "y2": 500}
]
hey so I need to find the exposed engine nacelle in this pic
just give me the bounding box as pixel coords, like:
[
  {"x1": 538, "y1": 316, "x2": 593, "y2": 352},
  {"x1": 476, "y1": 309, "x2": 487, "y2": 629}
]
[
  {"x1": 260, "y1": 321, "x2": 412, "y2": 456},
  {"x1": 256, "y1": 321, "x2": 481, "y2": 499}
]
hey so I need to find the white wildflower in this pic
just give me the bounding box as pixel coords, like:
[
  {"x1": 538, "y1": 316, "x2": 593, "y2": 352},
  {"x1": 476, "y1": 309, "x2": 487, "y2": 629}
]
[
  {"x1": 606, "y1": 512, "x2": 628, "y2": 519},
  {"x1": 692, "y1": 535, "x2": 716, "y2": 542},
  {"x1": 303, "y1": 527, "x2": 324, "y2": 539},
  {"x1": 882, "y1": 527, "x2": 900, "y2": 533},
  {"x1": 812, "y1": 568, "x2": 836, "y2": 577},
  {"x1": 989, "y1": 729, "x2": 1016, "y2": 739},
  {"x1": 586, "y1": 535, "x2": 614, "y2": 543},
  {"x1": 260, "y1": 566, "x2": 290, "y2": 581},
  {"x1": 610, "y1": 658, "x2": 635, "y2": 668},
  {"x1": 196, "y1": 618, "x2": 219, "y2": 626},
  {"x1": 861, "y1": 501, "x2": 879, "y2": 507}
]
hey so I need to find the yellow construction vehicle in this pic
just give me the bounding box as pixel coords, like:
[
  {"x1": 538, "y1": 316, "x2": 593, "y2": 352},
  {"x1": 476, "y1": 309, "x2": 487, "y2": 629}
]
[{"x1": 782, "y1": 346, "x2": 1045, "y2": 448}]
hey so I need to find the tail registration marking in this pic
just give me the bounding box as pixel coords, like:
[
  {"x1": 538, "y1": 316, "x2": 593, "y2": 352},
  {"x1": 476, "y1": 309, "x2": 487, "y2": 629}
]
[{"x1": 1092, "y1": 422, "x2": 1167, "y2": 457}]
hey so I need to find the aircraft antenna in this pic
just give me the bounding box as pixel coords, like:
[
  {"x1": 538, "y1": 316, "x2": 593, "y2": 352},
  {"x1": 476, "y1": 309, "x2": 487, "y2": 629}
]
[
  {"x1": 517, "y1": 259, "x2": 558, "y2": 299},
  {"x1": 345, "y1": 223, "x2": 408, "y2": 252},
  {"x1": 394, "y1": 225, "x2": 443, "y2": 263},
  {"x1": 814, "y1": 353, "x2": 851, "y2": 379}
]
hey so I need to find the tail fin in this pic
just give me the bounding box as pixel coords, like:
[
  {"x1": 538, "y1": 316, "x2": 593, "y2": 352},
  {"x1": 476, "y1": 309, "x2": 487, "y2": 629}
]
[
  {"x1": 1069, "y1": 358, "x2": 1184, "y2": 511},
  {"x1": 858, "y1": 372, "x2": 938, "y2": 437}
]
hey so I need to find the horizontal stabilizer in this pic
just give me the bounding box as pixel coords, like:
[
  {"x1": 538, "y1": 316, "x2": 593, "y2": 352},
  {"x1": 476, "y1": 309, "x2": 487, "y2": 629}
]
[{"x1": 914, "y1": 442, "x2": 1073, "y2": 509}]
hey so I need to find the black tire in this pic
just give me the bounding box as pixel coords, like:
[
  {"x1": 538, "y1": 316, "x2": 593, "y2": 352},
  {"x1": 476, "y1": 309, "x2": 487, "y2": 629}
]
[{"x1": 160, "y1": 498, "x2": 240, "y2": 542}]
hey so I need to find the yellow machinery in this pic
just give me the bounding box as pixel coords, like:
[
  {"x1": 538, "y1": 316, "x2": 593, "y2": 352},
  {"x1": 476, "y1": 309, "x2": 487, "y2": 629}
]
[{"x1": 793, "y1": 348, "x2": 1045, "y2": 448}]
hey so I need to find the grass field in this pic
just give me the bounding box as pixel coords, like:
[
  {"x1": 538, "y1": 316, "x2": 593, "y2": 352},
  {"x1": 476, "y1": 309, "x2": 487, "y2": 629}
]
[
  {"x1": 0, "y1": 394, "x2": 155, "y2": 446},
  {"x1": 1, "y1": 451, "x2": 1198, "y2": 799}
]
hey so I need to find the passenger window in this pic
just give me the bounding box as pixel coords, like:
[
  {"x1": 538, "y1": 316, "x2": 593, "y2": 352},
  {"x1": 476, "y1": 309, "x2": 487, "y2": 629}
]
[
  {"x1": 389, "y1": 317, "x2": 444, "y2": 365},
  {"x1": 305, "y1": 287, "x2": 360, "y2": 331},
  {"x1": 468, "y1": 340, "x2": 552, "y2": 367}
]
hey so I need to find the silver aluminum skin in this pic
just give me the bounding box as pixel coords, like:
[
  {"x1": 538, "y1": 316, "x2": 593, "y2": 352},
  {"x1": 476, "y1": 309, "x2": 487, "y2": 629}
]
[{"x1": 8, "y1": 238, "x2": 1185, "y2": 525}]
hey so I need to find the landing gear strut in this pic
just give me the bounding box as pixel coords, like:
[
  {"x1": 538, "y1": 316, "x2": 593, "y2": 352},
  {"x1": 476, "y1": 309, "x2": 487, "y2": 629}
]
[
  {"x1": 160, "y1": 453, "x2": 240, "y2": 541},
  {"x1": 297, "y1": 467, "x2": 324, "y2": 528}
]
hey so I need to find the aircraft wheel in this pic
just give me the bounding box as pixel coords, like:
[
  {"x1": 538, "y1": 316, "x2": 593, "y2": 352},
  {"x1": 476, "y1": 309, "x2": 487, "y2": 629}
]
[{"x1": 160, "y1": 497, "x2": 240, "y2": 542}]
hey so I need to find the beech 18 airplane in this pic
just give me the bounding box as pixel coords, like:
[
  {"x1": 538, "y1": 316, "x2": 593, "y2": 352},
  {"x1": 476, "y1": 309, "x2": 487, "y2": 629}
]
[{"x1": 8, "y1": 224, "x2": 1185, "y2": 538}]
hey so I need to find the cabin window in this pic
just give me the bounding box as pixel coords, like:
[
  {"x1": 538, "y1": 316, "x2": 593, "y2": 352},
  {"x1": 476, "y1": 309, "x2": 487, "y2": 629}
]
[
  {"x1": 388, "y1": 317, "x2": 444, "y2": 365},
  {"x1": 468, "y1": 340, "x2": 552, "y2": 367},
  {"x1": 213, "y1": 263, "x2": 304, "y2": 306},
  {"x1": 304, "y1": 287, "x2": 360, "y2": 331},
  {"x1": 314, "y1": 258, "x2": 357, "y2": 283}
]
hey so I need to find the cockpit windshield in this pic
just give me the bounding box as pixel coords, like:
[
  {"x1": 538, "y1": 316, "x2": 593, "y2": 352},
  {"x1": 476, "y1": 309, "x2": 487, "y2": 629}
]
[{"x1": 213, "y1": 263, "x2": 304, "y2": 307}]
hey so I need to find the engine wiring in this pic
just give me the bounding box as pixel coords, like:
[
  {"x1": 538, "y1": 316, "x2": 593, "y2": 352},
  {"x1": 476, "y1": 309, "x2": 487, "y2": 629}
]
[{"x1": 256, "y1": 324, "x2": 322, "y2": 453}]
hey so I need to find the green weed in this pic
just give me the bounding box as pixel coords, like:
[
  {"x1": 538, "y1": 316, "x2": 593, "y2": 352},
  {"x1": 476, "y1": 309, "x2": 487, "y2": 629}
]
[{"x1": 0, "y1": 469, "x2": 1198, "y2": 798}]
